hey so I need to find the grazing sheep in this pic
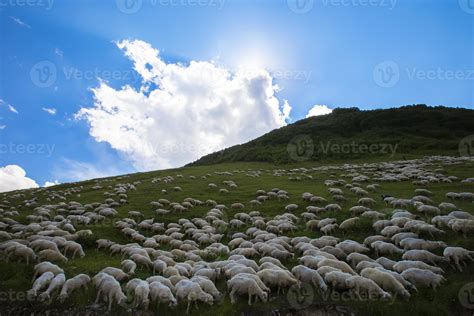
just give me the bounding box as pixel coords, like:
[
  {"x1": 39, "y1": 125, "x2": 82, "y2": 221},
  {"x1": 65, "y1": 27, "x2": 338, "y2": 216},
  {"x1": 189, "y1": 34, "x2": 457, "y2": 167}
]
[
  {"x1": 291, "y1": 265, "x2": 327, "y2": 293},
  {"x1": 324, "y1": 271, "x2": 352, "y2": 291},
  {"x1": 99, "y1": 267, "x2": 129, "y2": 281},
  {"x1": 95, "y1": 276, "x2": 127, "y2": 311},
  {"x1": 59, "y1": 274, "x2": 91, "y2": 303},
  {"x1": 400, "y1": 268, "x2": 445, "y2": 290},
  {"x1": 317, "y1": 258, "x2": 357, "y2": 275},
  {"x1": 7, "y1": 245, "x2": 37, "y2": 264},
  {"x1": 393, "y1": 260, "x2": 444, "y2": 275},
  {"x1": 121, "y1": 259, "x2": 137, "y2": 275},
  {"x1": 257, "y1": 269, "x2": 298, "y2": 294},
  {"x1": 38, "y1": 249, "x2": 68, "y2": 263},
  {"x1": 443, "y1": 247, "x2": 474, "y2": 272},
  {"x1": 371, "y1": 241, "x2": 404, "y2": 256},
  {"x1": 32, "y1": 262, "x2": 64, "y2": 281},
  {"x1": 345, "y1": 275, "x2": 391, "y2": 300},
  {"x1": 28, "y1": 271, "x2": 55, "y2": 297},
  {"x1": 175, "y1": 279, "x2": 214, "y2": 313},
  {"x1": 402, "y1": 250, "x2": 447, "y2": 266},
  {"x1": 360, "y1": 268, "x2": 410, "y2": 299},
  {"x1": 228, "y1": 275, "x2": 268, "y2": 305},
  {"x1": 38, "y1": 273, "x2": 66, "y2": 302},
  {"x1": 63, "y1": 241, "x2": 85, "y2": 259},
  {"x1": 149, "y1": 281, "x2": 177, "y2": 307}
]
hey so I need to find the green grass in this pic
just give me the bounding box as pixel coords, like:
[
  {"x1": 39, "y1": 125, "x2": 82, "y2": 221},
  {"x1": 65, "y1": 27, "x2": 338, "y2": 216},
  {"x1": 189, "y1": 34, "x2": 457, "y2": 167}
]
[{"x1": 0, "y1": 157, "x2": 473, "y2": 315}]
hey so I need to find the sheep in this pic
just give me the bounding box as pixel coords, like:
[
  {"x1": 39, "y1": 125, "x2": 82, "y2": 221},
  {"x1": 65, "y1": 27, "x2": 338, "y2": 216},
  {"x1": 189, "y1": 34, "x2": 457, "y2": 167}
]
[
  {"x1": 131, "y1": 280, "x2": 150, "y2": 309},
  {"x1": 227, "y1": 275, "x2": 268, "y2": 305},
  {"x1": 38, "y1": 249, "x2": 68, "y2": 263},
  {"x1": 99, "y1": 267, "x2": 129, "y2": 281},
  {"x1": 59, "y1": 274, "x2": 91, "y2": 303},
  {"x1": 393, "y1": 260, "x2": 444, "y2": 275},
  {"x1": 345, "y1": 275, "x2": 391, "y2": 300},
  {"x1": 190, "y1": 276, "x2": 221, "y2": 299},
  {"x1": 95, "y1": 276, "x2": 127, "y2": 311},
  {"x1": 7, "y1": 245, "x2": 37, "y2": 264},
  {"x1": 399, "y1": 238, "x2": 446, "y2": 251},
  {"x1": 32, "y1": 262, "x2": 64, "y2": 281},
  {"x1": 324, "y1": 271, "x2": 352, "y2": 291},
  {"x1": 443, "y1": 247, "x2": 474, "y2": 272},
  {"x1": 339, "y1": 217, "x2": 360, "y2": 231},
  {"x1": 375, "y1": 257, "x2": 397, "y2": 270},
  {"x1": 152, "y1": 259, "x2": 167, "y2": 274},
  {"x1": 130, "y1": 253, "x2": 153, "y2": 270},
  {"x1": 38, "y1": 273, "x2": 66, "y2": 302},
  {"x1": 149, "y1": 281, "x2": 177, "y2": 307},
  {"x1": 121, "y1": 259, "x2": 137, "y2": 275},
  {"x1": 360, "y1": 268, "x2": 410, "y2": 299},
  {"x1": 257, "y1": 269, "x2": 298, "y2": 294},
  {"x1": 400, "y1": 268, "x2": 445, "y2": 290},
  {"x1": 63, "y1": 240, "x2": 85, "y2": 259},
  {"x1": 402, "y1": 250, "x2": 447, "y2": 266},
  {"x1": 347, "y1": 253, "x2": 373, "y2": 268},
  {"x1": 175, "y1": 279, "x2": 214, "y2": 313},
  {"x1": 317, "y1": 258, "x2": 357, "y2": 275},
  {"x1": 371, "y1": 241, "x2": 404, "y2": 256},
  {"x1": 335, "y1": 240, "x2": 369, "y2": 254},
  {"x1": 291, "y1": 265, "x2": 327, "y2": 293},
  {"x1": 30, "y1": 239, "x2": 60, "y2": 253},
  {"x1": 28, "y1": 271, "x2": 55, "y2": 297}
]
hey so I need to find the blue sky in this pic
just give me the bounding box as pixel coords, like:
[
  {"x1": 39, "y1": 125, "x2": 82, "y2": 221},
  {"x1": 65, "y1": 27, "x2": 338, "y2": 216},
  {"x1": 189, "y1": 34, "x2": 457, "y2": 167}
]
[{"x1": 0, "y1": 0, "x2": 473, "y2": 190}]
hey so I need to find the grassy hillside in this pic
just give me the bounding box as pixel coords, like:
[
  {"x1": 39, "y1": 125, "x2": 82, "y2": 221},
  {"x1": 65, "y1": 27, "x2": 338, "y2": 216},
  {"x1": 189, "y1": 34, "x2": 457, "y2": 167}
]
[
  {"x1": 189, "y1": 105, "x2": 474, "y2": 166},
  {"x1": 0, "y1": 157, "x2": 473, "y2": 315}
]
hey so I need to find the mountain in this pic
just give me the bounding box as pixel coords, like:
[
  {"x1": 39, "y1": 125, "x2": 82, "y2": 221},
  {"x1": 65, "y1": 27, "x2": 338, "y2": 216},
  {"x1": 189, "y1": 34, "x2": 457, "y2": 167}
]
[{"x1": 188, "y1": 105, "x2": 474, "y2": 166}]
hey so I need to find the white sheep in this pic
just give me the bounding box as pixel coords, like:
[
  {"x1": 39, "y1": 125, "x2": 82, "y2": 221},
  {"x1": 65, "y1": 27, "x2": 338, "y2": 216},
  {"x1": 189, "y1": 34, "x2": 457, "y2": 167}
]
[
  {"x1": 360, "y1": 268, "x2": 410, "y2": 299},
  {"x1": 38, "y1": 249, "x2": 68, "y2": 263},
  {"x1": 291, "y1": 265, "x2": 327, "y2": 293},
  {"x1": 402, "y1": 250, "x2": 447, "y2": 266},
  {"x1": 38, "y1": 273, "x2": 66, "y2": 302},
  {"x1": 400, "y1": 268, "x2": 445, "y2": 290},
  {"x1": 227, "y1": 275, "x2": 268, "y2": 305},
  {"x1": 393, "y1": 260, "x2": 444, "y2": 275},
  {"x1": 345, "y1": 275, "x2": 391, "y2": 300},
  {"x1": 371, "y1": 241, "x2": 404, "y2": 256},
  {"x1": 59, "y1": 274, "x2": 91, "y2": 303},
  {"x1": 175, "y1": 279, "x2": 214, "y2": 313},
  {"x1": 257, "y1": 268, "x2": 298, "y2": 294},
  {"x1": 63, "y1": 240, "x2": 85, "y2": 259},
  {"x1": 95, "y1": 275, "x2": 127, "y2": 311},
  {"x1": 121, "y1": 259, "x2": 137, "y2": 275},
  {"x1": 32, "y1": 262, "x2": 64, "y2": 281},
  {"x1": 149, "y1": 281, "x2": 177, "y2": 307},
  {"x1": 443, "y1": 247, "x2": 474, "y2": 272},
  {"x1": 324, "y1": 271, "x2": 352, "y2": 291},
  {"x1": 28, "y1": 271, "x2": 54, "y2": 297}
]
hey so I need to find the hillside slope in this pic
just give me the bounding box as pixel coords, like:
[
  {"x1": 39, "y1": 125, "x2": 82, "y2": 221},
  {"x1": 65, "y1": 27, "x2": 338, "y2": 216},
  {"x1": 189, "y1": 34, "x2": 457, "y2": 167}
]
[{"x1": 189, "y1": 105, "x2": 474, "y2": 165}]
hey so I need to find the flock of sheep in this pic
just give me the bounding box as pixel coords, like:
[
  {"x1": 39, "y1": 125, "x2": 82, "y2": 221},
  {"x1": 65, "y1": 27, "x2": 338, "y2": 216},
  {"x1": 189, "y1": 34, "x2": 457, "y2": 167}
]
[{"x1": 0, "y1": 155, "x2": 473, "y2": 313}]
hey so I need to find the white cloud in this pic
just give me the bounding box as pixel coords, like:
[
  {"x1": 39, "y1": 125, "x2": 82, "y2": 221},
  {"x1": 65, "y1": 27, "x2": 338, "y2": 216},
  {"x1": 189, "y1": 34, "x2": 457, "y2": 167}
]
[
  {"x1": 0, "y1": 165, "x2": 39, "y2": 193},
  {"x1": 0, "y1": 125, "x2": 6, "y2": 130},
  {"x1": 44, "y1": 180, "x2": 60, "y2": 187},
  {"x1": 0, "y1": 99, "x2": 18, "y2": 114},
  {"x1": 52, "y1": 159, "x2": 126, "y2": 182},
  {"x1": 10, "y1": 16, "x2": 31, "y2": 29},
  {"x1": 76, "y1": 39, "x2": 291, "y2": 170},
  {"x1": 42, "y1": 107, "x2": 57, "y2": 115},
  {"x1": 54, "y1": 48, "x2": 63, "y2": 59},
  {"x1": 305, "y1": 105, "x2": 333, "y2": 118}
]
